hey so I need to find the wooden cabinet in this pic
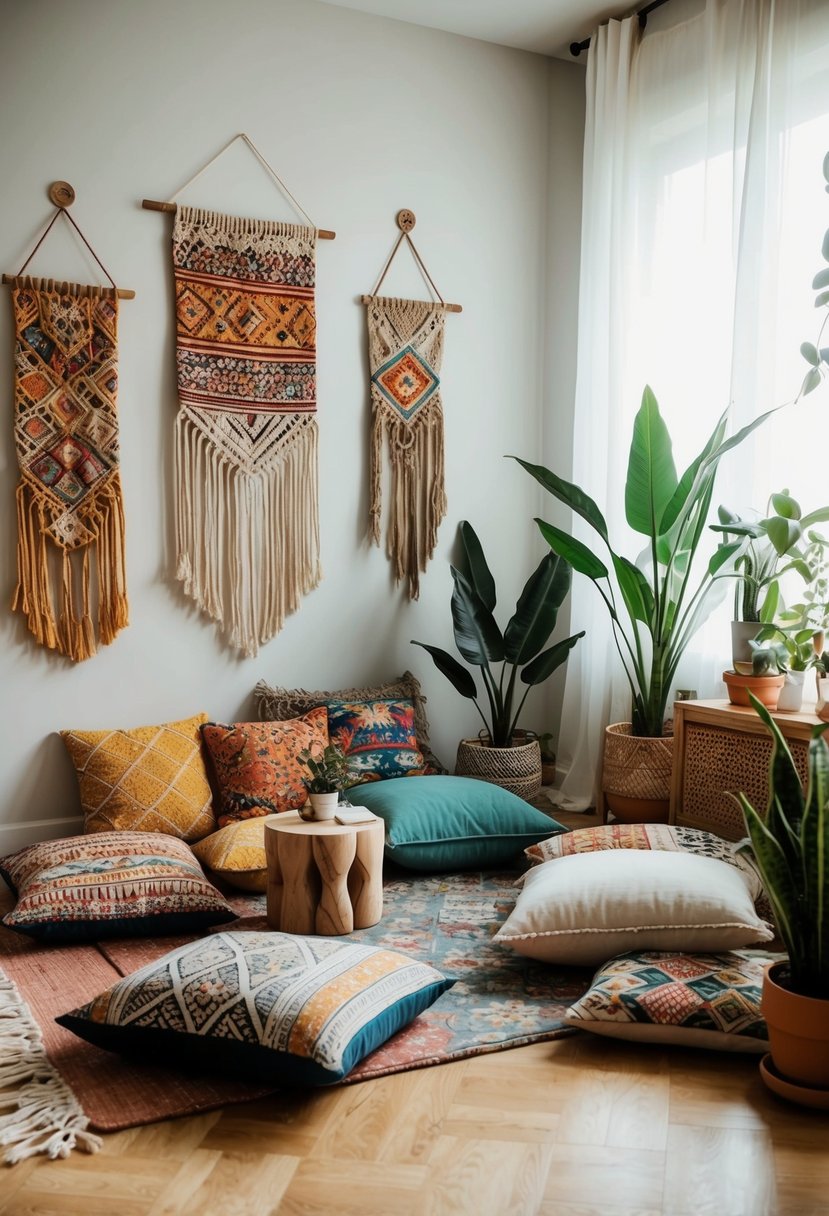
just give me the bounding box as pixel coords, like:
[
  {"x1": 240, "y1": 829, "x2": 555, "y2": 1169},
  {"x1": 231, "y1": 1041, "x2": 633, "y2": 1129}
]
[{"x1": 669, "y1": 699, "x2": 818, "y2": 840}]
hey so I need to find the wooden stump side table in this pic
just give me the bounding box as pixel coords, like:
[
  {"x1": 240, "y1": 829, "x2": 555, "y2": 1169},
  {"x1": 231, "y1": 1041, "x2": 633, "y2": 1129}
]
[{"x1": 264, "y1": 811, "x2": 384, "y2": 936}]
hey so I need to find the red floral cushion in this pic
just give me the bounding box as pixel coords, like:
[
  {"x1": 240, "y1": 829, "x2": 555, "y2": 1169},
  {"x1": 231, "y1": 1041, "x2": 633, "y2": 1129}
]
[{"x1": 201, "y1": 708, "x2": 328, "y2": 826}]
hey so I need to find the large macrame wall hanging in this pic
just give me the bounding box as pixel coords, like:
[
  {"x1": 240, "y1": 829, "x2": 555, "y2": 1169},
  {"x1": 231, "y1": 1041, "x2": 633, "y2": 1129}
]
[
  {"x1": 361, "y1": 210, "x2": 461, "y2": 600},
  {"x1": 143, "y1": 134, "x2": 336, "y2": 656},
  {"x1": 3, "y1": 184, "x2": 134, "y2": 661}
]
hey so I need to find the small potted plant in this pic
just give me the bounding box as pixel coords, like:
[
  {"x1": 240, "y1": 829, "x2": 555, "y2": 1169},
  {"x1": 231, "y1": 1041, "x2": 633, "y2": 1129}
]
[
  {"x1": 737, "y1": 696, "x2": 829, "y2": 1101},
  {"x1": 298, "y1": 743, "x2": 350, "y2": 821},
  {"x1": 538, "y1": 732, "x2": 557, "y2": 786},
  {"x1": 722, "y1": 638, "x2": 786, "y2": 710},
  {"x1": 749, "y1": 624, "x2": 825, "y2": 712}
]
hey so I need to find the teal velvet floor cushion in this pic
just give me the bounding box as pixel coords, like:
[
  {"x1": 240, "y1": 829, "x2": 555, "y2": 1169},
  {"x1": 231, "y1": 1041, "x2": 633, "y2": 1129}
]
[{"x1": 350, "y1": 775, "x2": 564, "y2": 871}]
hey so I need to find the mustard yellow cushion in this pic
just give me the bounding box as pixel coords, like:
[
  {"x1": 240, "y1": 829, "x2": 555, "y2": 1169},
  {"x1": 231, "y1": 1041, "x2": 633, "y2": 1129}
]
[
  {"x1": 191, "y1": 816, "x2": 275, "y2": 892},
  {"x1": 61, "y1": 714, "x2": 216, "y2": 842}
]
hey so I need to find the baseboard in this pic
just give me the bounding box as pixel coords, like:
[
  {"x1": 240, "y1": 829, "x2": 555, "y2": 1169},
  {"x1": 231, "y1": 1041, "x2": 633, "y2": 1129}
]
[{"x1": 0, "y1": 817, "x2": 84, "y2": 854}]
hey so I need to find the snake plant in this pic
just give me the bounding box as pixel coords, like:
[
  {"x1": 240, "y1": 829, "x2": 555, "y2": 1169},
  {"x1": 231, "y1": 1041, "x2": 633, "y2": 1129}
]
[
  {"x1": 412, "y1": 521, "x2": 584, "y2": 747},
  {"x1": 737, "y1": 695, "x2": 829, "y2": 999}
]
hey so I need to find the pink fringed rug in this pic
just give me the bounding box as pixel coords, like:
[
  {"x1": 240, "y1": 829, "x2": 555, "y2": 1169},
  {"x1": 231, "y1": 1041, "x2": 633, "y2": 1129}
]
[{"x1": 0, "y1": 872, "x2": 589, "y2": 1144}]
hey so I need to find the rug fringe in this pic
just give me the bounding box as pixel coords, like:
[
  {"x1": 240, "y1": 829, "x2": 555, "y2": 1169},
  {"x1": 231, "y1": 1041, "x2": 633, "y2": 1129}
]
[{"x1": 0, "y1": 971, "x2": 101, "y2": 1165}]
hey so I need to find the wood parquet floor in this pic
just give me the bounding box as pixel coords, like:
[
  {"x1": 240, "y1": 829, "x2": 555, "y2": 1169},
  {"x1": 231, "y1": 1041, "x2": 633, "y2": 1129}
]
[{"x1": 3, "y1": 1032, "x2": 828, "y2": 1216}]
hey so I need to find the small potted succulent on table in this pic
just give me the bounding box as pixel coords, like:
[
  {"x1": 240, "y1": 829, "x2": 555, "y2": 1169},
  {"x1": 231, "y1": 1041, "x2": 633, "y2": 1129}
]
[{"x1": 298, "y1": 743, "x2": 350, "y2": 821}]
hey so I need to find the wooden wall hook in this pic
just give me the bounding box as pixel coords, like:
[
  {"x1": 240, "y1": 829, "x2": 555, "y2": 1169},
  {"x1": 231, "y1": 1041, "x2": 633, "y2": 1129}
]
[
  {"x1": 49, "y1": 181, "x2": 76, "y2": 208},
  {"x1": 396, "y1": 209, "x2": 416, "y2": 232}
]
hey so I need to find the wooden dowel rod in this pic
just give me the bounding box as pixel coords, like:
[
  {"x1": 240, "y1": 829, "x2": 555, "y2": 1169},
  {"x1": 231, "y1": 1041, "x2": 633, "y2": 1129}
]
[
  {"x1": 2, "y1": 274, "x2": 135, "y2": 299},
  {"x1": 141, "y1": 199, "x2": 336, "y2": 238},
  {"x1": 360, "y1": 293, "x2": 462, "y2": 314}
]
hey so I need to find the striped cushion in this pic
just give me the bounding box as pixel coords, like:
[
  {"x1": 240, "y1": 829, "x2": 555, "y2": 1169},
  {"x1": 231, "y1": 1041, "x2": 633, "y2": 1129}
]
[
  {"x1": 0, "y1": 831, "x2": 235, "y2": 942},
  {"x1": 57, "y1": 931, "x2": 453, "y2": 1085}
]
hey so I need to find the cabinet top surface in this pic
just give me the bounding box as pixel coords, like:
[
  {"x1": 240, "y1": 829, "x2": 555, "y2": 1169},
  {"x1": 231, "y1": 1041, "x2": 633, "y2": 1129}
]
[{"x1": 674, "y1": 698, "x2": 822, "y2": 726}]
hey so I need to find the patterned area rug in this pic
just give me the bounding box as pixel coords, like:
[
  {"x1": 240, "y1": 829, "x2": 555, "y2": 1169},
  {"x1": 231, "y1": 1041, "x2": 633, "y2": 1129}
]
[{"x1": 0, "y1": 870, "x2": 591, "y2": 1136}]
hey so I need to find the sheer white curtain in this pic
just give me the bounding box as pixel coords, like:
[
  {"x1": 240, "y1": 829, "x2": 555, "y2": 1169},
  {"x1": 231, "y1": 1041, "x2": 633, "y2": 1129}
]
[{"x1": 552, "y1": 0, "x2": 829, "y2": 810}]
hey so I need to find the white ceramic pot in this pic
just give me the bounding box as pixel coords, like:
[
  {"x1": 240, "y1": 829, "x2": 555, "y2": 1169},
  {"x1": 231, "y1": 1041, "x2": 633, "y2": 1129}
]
[
  {"x1": 777, "y1": 669, "x2": 806, "y2": 713},
  {"x1": 306, "y1": 792, "x2": 339, "y2": 821}
]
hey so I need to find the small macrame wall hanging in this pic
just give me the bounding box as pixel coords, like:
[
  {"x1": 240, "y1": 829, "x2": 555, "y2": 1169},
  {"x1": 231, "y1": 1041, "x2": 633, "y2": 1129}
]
[
  {"x1": 143, "y1": 134, "x2": 335, "y2": 657},
  {"x1": 361, "y1": 210, "x2": 461, "y2": 600},
  {"x1": 3, "y1": 183, "x2": 134, "y2": 661}
]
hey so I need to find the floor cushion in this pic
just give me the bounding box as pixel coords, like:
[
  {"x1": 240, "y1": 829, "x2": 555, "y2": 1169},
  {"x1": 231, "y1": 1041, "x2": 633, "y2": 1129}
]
[
  {"x1": 494, "y1": 850, "x2": 774, "y2": 966},
  {"x1": 191, "y1": 816, "x2": 278, "y2": 892},
  {"x1": 350, "y1": 775, "x2": 564, "y2": 871},
  {"x1": 61, "y1": 713, "x2": 215, "y2": 842},
  {"x1": 0, "y1": 831, "x2": 236, "y2": 942},
  {"x1": 565, "y1": 949, "x2": 782, "y2": 1053},
  {"x1": 201, "y1": 708, "x2": 329, "y2": 827},
  {"x1": 57, "y1": 930, "x2": 453, "y2": 1085}
]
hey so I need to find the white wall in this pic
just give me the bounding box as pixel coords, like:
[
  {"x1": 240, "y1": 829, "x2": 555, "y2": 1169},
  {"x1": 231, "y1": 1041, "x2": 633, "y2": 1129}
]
[{"x1": 0, "y1": 0, "x2": 585, "y2": 848}]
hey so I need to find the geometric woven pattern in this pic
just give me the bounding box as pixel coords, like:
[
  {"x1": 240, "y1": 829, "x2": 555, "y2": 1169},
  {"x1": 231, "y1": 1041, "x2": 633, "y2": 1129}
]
[
  {"x1": 60, "y1": 713, "x2": 215, "y2": 841},
  {"x1": 565, "y1": 949, "x2": 783, "y2": 1054},
  {"x1": 57, "y1": 931, "x2": 452, "y2": 1085},
  {"x1": 10, "y1": 279, "x2": 129, "y2": 661},
  {"x1": 365, "y1": 296, "x2": 448, "y2": 599},
  {"x1": 171, "y1": 208, "x2": 321, "y2": 656},
  {"x1": 0, "y1": 831, "x2": 235, "y2": 942}
]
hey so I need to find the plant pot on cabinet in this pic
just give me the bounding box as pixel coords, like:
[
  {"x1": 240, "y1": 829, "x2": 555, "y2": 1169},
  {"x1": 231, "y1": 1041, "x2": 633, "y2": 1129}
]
[
  {"x1": 777, "y1": 669, "x2": 807, "y2": 713},
  {"x1": 760, "y1": 962, "x2": 829, "y2": 1098},
  {"x1": 722, "y1": 669, "x2": 784, "y2": 710},
  {"x1": 601, "y1": 723, "x2": 674, "y2": 824},
  {"x1": 731, "y1": 620, "x2": 761, "y2": 675},
  {"x1": 455, "y1": 737, "x2": 542, "y2": 801}
]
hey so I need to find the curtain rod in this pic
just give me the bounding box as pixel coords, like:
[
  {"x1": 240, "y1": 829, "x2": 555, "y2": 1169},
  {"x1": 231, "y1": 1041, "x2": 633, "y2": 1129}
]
[{"x1": 570, "y1": 0, "x2": 672, "y2": 57}]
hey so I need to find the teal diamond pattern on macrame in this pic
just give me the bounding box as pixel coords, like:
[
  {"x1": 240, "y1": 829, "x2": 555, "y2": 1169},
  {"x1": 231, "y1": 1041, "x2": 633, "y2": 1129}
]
[{"x1": 371, "y1": 344, "x2": 440, "y2": 422}]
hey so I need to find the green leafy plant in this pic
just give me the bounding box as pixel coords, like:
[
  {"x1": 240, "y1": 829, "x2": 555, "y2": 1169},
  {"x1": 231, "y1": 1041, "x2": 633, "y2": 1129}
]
[
  {"x1": 751, "y1": 625, "x2": 825, "y2": 675},
  {"x1": 298, "y1": 744, "x2": 350, "y2": 794},
  {"x1": 412, "y1": 521, "x2": 584, "y2": 748},
  {"x1": 712, "y1": 491, "x2": 829, "y2": 623},
  {"x1": 513, "y1": 387, "x2": 774, "y2": 737},
  {"x1": 737, "y1": 695, "x2": 829, "y2": 999}
]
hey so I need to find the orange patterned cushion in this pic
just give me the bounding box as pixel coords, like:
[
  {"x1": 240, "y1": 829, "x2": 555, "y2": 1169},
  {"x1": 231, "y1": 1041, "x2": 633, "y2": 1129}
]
[
  {"x1": 61, "y1": 713, "x2": 215, "y2": 842},
  {"x1": 201, "y1": 708, "x2": 329, "y2": 827}
]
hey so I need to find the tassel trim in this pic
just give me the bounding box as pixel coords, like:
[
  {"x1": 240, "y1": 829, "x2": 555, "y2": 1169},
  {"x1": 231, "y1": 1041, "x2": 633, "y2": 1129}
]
[
  {"x1": 11, "y1": 474, "x2": 129, "y2": 663},
  {"x1": 174, "y1": 206, "x2": 316, "y2": 243},
  {"x1": 369, "y1": 394, "x2": 447, "y2": 600},
  {"x1": 0, "y1": 970, "x2": 101, "y2": 1165},
  {"x1": 175, "y1": 412, "x2": 321, "y2": 656}
]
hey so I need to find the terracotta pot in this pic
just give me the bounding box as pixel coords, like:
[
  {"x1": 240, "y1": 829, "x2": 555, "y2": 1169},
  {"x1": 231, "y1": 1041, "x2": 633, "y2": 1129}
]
[
  {"x1": 601, "y1": 723, "x2": 674, "y2": 824},
  {"x1": 455, "y1": 737, "x2": 542, "y2": 801},
  {"x1": 762, "y1": 962, "x2": 829, "y2": 1090},
  {"x1": 541, "y1": 760, "x2": 557, "y2": 786},
  {"x1": 722, "y1": 669, "x2": 784, "y2": 710}
]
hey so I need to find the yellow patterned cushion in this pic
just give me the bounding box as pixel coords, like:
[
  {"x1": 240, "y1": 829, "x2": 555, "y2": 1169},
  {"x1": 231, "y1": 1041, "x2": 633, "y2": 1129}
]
[
  {"x1": 191, "y1": 816, "x2": 275, "y2": 892},
  {"x1": 61, "y1": 714, "x2": 216, "y2": 842}
]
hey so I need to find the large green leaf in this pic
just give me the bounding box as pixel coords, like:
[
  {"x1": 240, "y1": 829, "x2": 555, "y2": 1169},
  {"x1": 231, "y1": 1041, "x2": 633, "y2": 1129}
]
[
  {"x1": 659, "y1": 410, "x2": 728, "y2": 536},
  {"x1": 801, "y1": 506, "x2": 829, "y2": 528},
  {"x1": 503, "y1": 552, "x2": 572, "y2": 664},
  {"x1": 800, "y1": 727, "x2": 829, "y2": 995},
  {"x1": 535, "y1": 519, "x2": 609, "y2": 581},
  {"x1": 612, "y1": 555, "x2": 654, "y2": 625},
  {"x1": 708, "y1": 540, "x2": 742, "y2": 576},
  {"x1": 740, "y1": 794, "x2": 800, "y2": 962},
  {"x1": 450, "y1": 567, "x2": 504, "y2": 666},
  {"x1": 410, "y1": 641, "x2": 477, "y2": 699},
  {"x1": 764, "y1": 516, "x2": 802, "y2": 556},
  {"x1": 748, "y1": 695, "x2": 804, "y2": 852},
  {"x1": 511, "y1": 458, "x2": 609, "y2": 543},
  {"x1": 625, "y1": 386, "x2": 678, "y2": 538},
  {"x1": 458, "y1": 521, "x2": 496, "y2": 612},
  {"x1": 519, "y1": 632, "x2": 585, "y2": 685}
]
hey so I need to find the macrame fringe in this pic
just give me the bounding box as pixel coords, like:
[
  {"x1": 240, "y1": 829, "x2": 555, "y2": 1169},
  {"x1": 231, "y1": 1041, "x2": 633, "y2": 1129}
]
[
  {"x1": 0, "y1": 971, "x2": 101, "y2": 1165},
  {"x1": 174, "y1": 413, "x2": 321, "y2": 657},
  {"x1": 11, "y1": 476, "x2": 129, "y2": 663},
  {"x1": 370, "y1": 399, "x2": 447, "y2": 600}
]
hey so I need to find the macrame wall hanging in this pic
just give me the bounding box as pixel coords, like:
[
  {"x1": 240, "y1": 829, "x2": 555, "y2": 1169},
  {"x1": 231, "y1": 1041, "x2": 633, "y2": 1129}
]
[
  {"x1": 3, "y1": 183, "x2": 134, "y2": 662},
  {"x1": 143, "y1": 134, "x2": 335, "y2": 657},
  {"x1": 361, "y1": 210, "x2": 461, "y2": 600}
]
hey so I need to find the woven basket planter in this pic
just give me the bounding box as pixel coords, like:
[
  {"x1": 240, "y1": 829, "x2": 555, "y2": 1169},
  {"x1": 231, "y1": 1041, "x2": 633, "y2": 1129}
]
[
  {"x1": 601, "y1": 723, "x2": 674, "y2": 824},
  {"x1": 455, "y1": 738, "x2": 542, "y2": 801}
]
